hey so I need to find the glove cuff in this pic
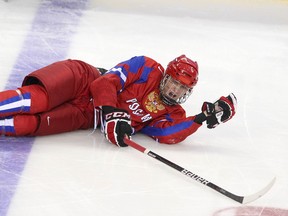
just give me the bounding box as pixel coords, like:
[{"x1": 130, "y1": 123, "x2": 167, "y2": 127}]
[
  {"x1": 102, "y1": 106, "x2": 117, "y2": 114},
  {"x1": 194, "y1": 112, "x2": 207, "y2": 124}
]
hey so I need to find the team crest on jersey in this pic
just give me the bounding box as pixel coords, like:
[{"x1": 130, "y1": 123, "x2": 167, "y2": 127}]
[{"x1": 144, "y1": 91, "x2": 165, "y2": 113}]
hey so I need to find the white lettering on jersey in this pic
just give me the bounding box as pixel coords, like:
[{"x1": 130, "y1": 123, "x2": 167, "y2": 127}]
[
  {"x1": 141, "y1": 114, "x2": 152, "y2": 122},
  {"x1": 126, "y1": 98, "x2": 152, "y2": 122}
]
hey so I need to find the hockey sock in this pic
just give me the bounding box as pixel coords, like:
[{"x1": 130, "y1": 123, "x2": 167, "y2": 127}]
[
  {"x1": 0, "y1": 116, "x2": 15, "y2": 136},
  {"x1": 14, "y1": 114, "x2": 38, "y2": 136},
  {"x1": 0, "y1": 89, "x2": 31, "y2": 117},
  {"x1": 0, "y1": 85, "x2": 48, "y2": 118},
  {"x1": 0, "y1": 115, "x2": 38, "y2": 136},
  {"x1": 19, "y1": 85, "x2": 48, "y2": 114}
]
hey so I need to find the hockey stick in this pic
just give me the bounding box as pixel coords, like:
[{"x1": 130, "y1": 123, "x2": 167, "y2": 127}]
[{"x1": 124, "y1": 138, "x2": 276, "y2": 204}]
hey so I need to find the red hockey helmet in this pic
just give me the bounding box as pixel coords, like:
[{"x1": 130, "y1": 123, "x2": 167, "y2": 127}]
[
  {"x1": 166, "y1": 54, "x2": 198, "y2": 88},
  {"x1": 160, "y1": 55, "x2": 199, "y2": 105}
]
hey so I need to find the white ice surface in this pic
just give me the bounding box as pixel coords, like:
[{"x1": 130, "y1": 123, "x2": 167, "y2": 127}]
[{"x1": 1, "y1": 0, "x2": 288, "y2": 215}]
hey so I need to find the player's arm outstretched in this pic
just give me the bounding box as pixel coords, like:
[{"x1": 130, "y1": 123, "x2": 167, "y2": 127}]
[{"x1": 141, "y1": 93, "x2": 237, "y2": 144}]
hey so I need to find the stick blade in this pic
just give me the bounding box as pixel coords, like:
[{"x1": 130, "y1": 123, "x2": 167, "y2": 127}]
[{"x1": 241, "y1": 177, "x2": 276, "y2": 204}]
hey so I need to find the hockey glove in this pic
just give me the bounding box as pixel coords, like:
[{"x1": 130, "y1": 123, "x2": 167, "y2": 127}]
[
  {"x1": 202, "y1": 93, "x2": 237, "y2": 129},
  {"x1": 102, "y1": 106, "x2": 133, "y2": 147}
]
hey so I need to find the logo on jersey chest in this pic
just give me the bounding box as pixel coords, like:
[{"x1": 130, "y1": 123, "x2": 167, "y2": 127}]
[{"x1": 144, "y1": 91, "x2": 165, "y2": 113}]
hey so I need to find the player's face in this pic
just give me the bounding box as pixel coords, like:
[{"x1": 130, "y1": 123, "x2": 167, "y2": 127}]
[{"x1": 162, "y1": 76, "x2": 190, "y2": 102}]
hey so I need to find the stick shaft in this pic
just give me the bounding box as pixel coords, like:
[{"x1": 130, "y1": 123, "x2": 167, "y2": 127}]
[{"x1": 124, "y1": 138, "x2": 244, "y2": 203}]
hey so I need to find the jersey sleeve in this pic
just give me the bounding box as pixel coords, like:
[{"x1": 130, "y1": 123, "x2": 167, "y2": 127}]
[
  {"x1": 90, "y1": 56, "x2": 164, "y2": 107},
  {"x1": 140, "y1": 107, "x2": 202, "y2": 144}
]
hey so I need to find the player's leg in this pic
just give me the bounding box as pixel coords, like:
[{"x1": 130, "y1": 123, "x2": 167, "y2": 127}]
[
  {"x1": 0, "y1": 102, "x2": 93, "y2": 136},
  {"x1": 31, "y1": 102, "x2": 94, "y2": 136},
  {"x1": 22, "y1": 59, "x2": 101, "y2": 110},
  {"x1": 0, "y1": 84, "x2": 48, "y2": 118},
  {"x1": 0, "y1": 115, "x2": 38, "y2": 136}
]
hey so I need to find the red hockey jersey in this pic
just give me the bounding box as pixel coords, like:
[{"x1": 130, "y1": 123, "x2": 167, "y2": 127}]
[{"x1": 90, "y1": 56, "x2": 202, "y2": 144}]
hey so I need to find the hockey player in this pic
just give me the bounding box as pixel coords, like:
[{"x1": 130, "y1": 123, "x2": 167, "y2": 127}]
[{"x1": 0, "y1": 55, "x2": 237, "y2": 146}]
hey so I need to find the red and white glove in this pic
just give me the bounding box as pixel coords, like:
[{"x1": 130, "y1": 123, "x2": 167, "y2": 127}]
[
  {"x1": 102, "y1": 106, "x2": 133, "y2": 147},
  {"x1": 201, "y1": 93, "x2": 237, "y2": 129}
]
